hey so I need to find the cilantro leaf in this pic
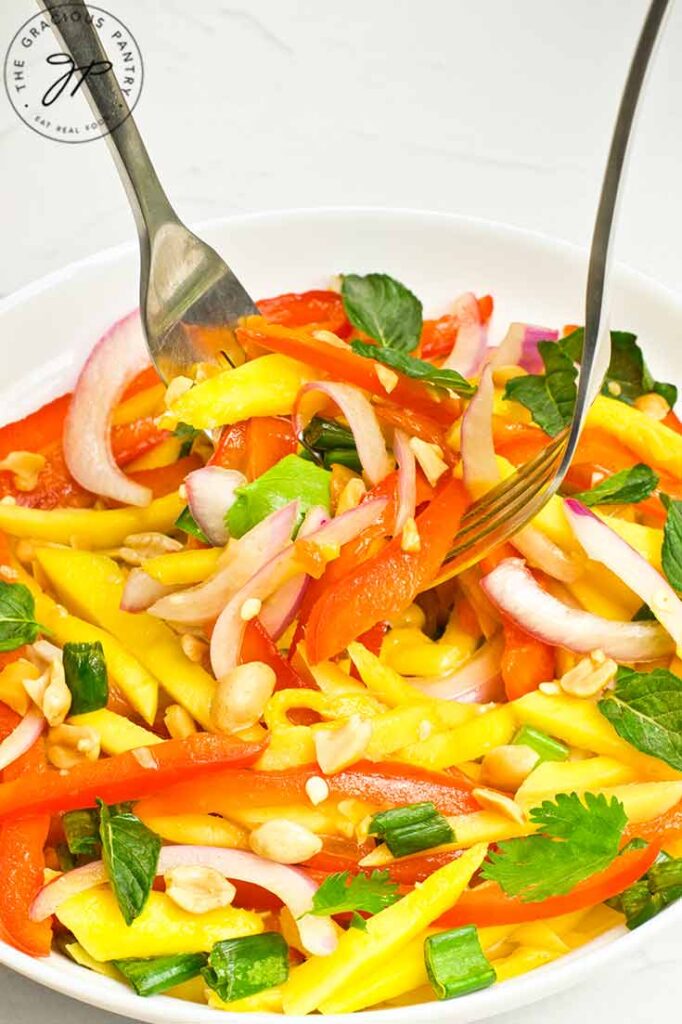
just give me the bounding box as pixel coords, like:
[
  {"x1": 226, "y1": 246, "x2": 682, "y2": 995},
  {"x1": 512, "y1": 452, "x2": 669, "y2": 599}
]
[
  {"x1": 661, "y1": 494, "x2": 682, "y2": 591},
  {"x1": 598, "y1": 666, "x2": 682, "y2": 771},
  {"x1": 341, "y1": 273, "x2": 422, "y2": 352},
  {"x1": 98, "y1": 800, "x2": 161, "y2": 925},
  {"x1": 571, "y1": 464, "x2": 658, "y2": 507},
  {"x1": 481, "y1": 792, "x2": 626, "y2": 901},
  {"x1": 504, "y1": 341, "x2": 577, "y2": 437},
  {"x1": 0, "y1": 580, "x2": 41, "y2": 652},
  {"x1": 172, "y1": 421, "x2": 200, "y2": 457},
  {"x1": 351, "y1": 341, "x2": 475, "y2": 397},
  {"x1": 309, "y1": 870, "x2": 400, "y2": 917},
  {"x1": 226, "y1": 454, "x2": 330, "y2": 539}
]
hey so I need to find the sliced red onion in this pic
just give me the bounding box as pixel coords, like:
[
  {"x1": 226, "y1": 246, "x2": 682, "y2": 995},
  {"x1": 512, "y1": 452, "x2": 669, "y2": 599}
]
[
  {"x1": 441, "y1": 293, "x2": 486, "y2": 376},
  {"x1": 185, "y1": 466, "x2": 246, "y2": 546},
  {"x1": 565, "y1": 498, "x2": 682, "y2": 648},
  {"x1": 63, "y1": 310, "x2": 152, "y2": 506},
  {"x1": 0, "y1": 708, "x2": 44, "y2": 772},
  {"x1": 29, "y1": 846, "x2": 336, "y2": 956},
  {"x1": 392, "y1": 428, "x2": 416, "y2": 535},
  {"x1": 259, "y1": 505, "x2": 329, "y2": 640},
  {"x1": 491, "y1": 323, "x2": 559, "y2": 372},
  {"x1": 120, "y1": 568, "x2": 177, "y2": 613},
  {"x1": 408, "y1": 633, "x2": 505, "y2": 702},
  {"x1": 211, "y1": 498, "x2": 388, "y2": 677},
  {"x1": 148, "y1": 501, "x2": 299, "y2": 624},
  {"x1": 481, "y1": 557, "x2": 674, "y2": 661},
  {"x1": 293, "y1": 381, "x2": 392, "y2": 485}
]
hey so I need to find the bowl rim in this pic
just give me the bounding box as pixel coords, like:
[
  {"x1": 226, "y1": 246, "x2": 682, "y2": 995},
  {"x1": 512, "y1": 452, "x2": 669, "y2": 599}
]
[{"x1": 1, "y1": 205, "x2": 681, "y2": 1024}]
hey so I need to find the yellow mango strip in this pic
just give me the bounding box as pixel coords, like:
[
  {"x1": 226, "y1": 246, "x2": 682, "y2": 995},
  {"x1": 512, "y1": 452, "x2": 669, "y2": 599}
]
[
  {"x1": 219, "y1": 800, "x2": 351, "y2": 837},
  {"x1": 111, "y1": 383, "x2": 165, "y2": 425},
  {"x1": 366, "y1": 701, "x2": 476, "y2": 760},
  {"x1": 307, "y1": 659, "x2": 371, "y2": 696},
  {"x1": 63, "y1": 941, "x2": 123, "y2": 981},
  {"x1": 381, "y1": 626, "x2": 476, "y2": 677},
  {"x1": 135, "y1": 812, "x2": 249, "y2": 850},
  {"x1": 561, "y1": 903, "x2": 624, "y2": 949},
  {"x1": 397, "y1": 705, "x2": 516, "y2": 771},
  {"x1": 15, "y1": 562, "x2": 158, "y2": 723},
  {"x1": 515, "y1": 757, "x2": 638, "y2": 810},
  {"x1": 125, "y1": 436, "x2": 183, "y2": 472},
  {"x1": 207, "y1": 987, "x2": 284, "y2": 1013},
  {"x1": 283, "y1": 843, "x2": 487, "y2": 1016},
  {"x1": 164, "y1": 977, "x2": 207, "y2": 1004},
  {"x1": 253, "y1": 725, "x2": 315, "y2": 771},
  {"x1": 68, "y1": 709, "x2": 161, "y2": 755},
  {"x1": 57, "y1": 887, "x2": 263, "y2": 960},
  {"x1": 34, "y1": 547, "x2": 216, "y2": 728},
  {"x1": 0, "y1": 659, "x2": 35, "y2": 715},
  {"x1": 567, "y1": 578, "x2": 635, "y2": 621},
  {"x1": 492, "y1": 946, "x2": 558, "y2": 982},
  {"x1": 595, "y1": 781, "x2": 682, "y2": 823},
  {"x1": 348, "y1": 641, "x2": 441, "y2": 707},
  {"x1": 512, "y1": 691, "x2": 682, "y2": 781},
  {"x1": 142, "y1": 547, "x2": 221, "y2": 585},
  {"x1": 587, "y1": 394, "x2": 682, "y2": 479},
  {"x1": 0, "y1": 492, "x2": 183, "y2": 547},
  {"x1": 599, "y1": 514, "x2": 662, "y2": 570},
  {"x1": 160, "y1": 354, "x2": 314, "y2": 430},
  {"x1": 509, "y1": 922, "x2": 570, "y2": 955}
]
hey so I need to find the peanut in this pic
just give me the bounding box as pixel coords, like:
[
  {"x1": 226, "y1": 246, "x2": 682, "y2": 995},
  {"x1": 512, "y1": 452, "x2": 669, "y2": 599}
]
[
  {"x1": 210, "y1": 661, "x2": 276, "y2": 734},
  {"x1": 165, "y1": 865, "x2": 236, "y2": 915},
  {"x1": 249, "y1": 819, "x2": 323, "y2": 864},
  {"x1": 313, "y1": 715, "x2": 373, "y2": 775},
  {"x1": 481, "y1": 744, "x2": 540, "y2": 792},
  {"x1": 47, "y1": 724, "x2": 100, "y2": 770}
]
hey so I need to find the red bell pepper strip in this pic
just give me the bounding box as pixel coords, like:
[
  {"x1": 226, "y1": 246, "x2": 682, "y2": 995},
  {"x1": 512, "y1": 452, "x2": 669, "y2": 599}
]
[
  {"x1": 208, "y1": 421, "x2": 249, "y2": 471},
  {"x1": 500, "y1": 616, "x2": 556, "y2": 701},
  {"x1": 122, "y1": 365, "x2": 161, "y2": 400},
  {"x1": 435, "y1": 843, "x2": 659, "y2": 927},
  {"x1": 420, "y1": 295, "x2": 494, "y2": 361},
  {"x1": 623, "y1": 799, "x2": 682, "y2": 848},
  {"x1": 374, "y1": 404, "x2": 454, "y2": 461},
  {"x1": 236, "y1": 318, "x2": 461, "y2": 427},
  {"x1": 245, "y1": 417, "x2": 297, "y2": 481},
  {"x1": 305, "y1": 477, "x2": 468, "y2": 663},
  {"x1": 110, "y1": 417, "x2": 171, "y2": 467},
  {"x1": 0, "y1": 733, "x2": 266, "y2": 821},
  {"x1": 257, "y1": 289, "x2": 352, "y2": 338},
  {"x1": 128, "y1": 453, "x2": 204, "y2": 498},
  {"x1": 305, "y1": 846, "x2": 462, "y2": 886},
  {"x1": 240, "y1": 619, "x2": 310, "y2": 690},
  {"x1": 0, "y1": 705, "x2": 51, "y2": 956}
]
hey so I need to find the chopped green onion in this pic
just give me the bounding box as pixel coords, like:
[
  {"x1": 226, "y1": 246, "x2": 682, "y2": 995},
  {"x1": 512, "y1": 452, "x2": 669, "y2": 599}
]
[
  {"x1": 63, "y1": 808, "x2": 100, "y2": 857},
  {"x1": 612, "y1": 850, "x2": 682, "y2": 929},
  {"x1": 63, "y1": 642, "x2": 108, "y2": 715},
  {"x1": 513, "y1": 725, "x2": 569, "y2": 763},
  {"x1": 648, "y1": 856, "x2": 682, "y2": 899},
  {"x1": 56, "y1": 842, "x2": 75, "y2": 873},
  {"x1": 175, "y1": 506, "x2": 210, "y2": 544},
  {"x1": 424, "y1": 926, "x2": 496, "y2": 1000},
  {"x1": 632, "y1": 603, "x2": 656, "y2": 622},
  {"x1": 114, "y1": 953, "x2": 207, "y2": 997},
  {"x1": 369, "y1": 802, "x2": 454, "y2": 858},
  {"x1": 303, "y1": 417, "x2": 357, "y2": 451},
  {"x1": 202, "y1": 933, "x2": 289, "y2": 1003},
  {"x1": 322, "y1": 448, "x2": 363, "y2": 472}
]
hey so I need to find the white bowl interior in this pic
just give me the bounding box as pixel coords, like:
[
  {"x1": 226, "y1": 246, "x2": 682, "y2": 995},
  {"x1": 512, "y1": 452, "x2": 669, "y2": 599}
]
[{"x1": 0, "y1": 208, "x2": 680, "y2": 1024}]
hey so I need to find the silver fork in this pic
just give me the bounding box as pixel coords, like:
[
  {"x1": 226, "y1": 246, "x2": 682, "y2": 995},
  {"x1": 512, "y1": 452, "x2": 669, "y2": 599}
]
[
  {"x1": 434, "y1": 0, "x2": 671, "y2": 584},
  {"x1": 40, "y1": 0, "x2": 255, "y2": 381}
]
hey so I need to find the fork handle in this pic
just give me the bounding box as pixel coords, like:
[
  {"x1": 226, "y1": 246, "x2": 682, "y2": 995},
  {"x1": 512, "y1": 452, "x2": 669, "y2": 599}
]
[{"x1": 38, "y1": 0, "x2": 175, "y2": 238}]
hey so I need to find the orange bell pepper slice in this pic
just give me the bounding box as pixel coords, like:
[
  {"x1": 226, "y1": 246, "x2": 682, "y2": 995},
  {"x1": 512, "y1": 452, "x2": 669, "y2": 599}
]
[
  {"x1": 0, "y1": 733, "x2": 265, "y2": 822},
  {"x1": 245, "y1": 416, "x2": 297, "y2": 481},
  {"x1": 305, "y1": 477, "x2": 468, "y2": 663},
  {"x1": 208, "y1": 421, "x2": 249, "y2": 471},
  {"x1": 500, "y1": 616, "x2": 556, "y2": 701},
  {"x1": 257, "y1": 289, "x2": 352, "y2": 338},
  {"x1": 623, "y1": 799, "x2": 682, "y2": 848}
]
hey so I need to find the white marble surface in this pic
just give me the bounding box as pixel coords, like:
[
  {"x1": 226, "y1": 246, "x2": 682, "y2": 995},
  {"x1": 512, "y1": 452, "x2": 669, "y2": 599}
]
[{"x1": 1, "y1": 0, "x2": 681, "y2": 1020}]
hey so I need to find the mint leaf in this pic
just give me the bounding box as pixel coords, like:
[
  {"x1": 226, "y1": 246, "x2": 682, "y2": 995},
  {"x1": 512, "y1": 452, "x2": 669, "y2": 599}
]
[
  {"x1": 571, "y1": 464, "x2": 658, "y2": 507},
  {"x1": 98, "y1": 800, "x2": 161, "y2": 925},
  {"x1": 504, "y1": 341, "x2": 577, "y2": 437},
  {"x1": 482, "y1": 792, "x2": 626, "y2": 901},
  {"x1": 226, "y1": 454, "x2": 330, "y2": 539},
  {"x1": 341, "y1": 273, "x2": 422, "y2": 352},
  {"x1": 309, "y1": 869, "x2": 400, "y2": 917},
  {"x1": 63, "y1": 641, "x2": 108, "y2": 715},
  {"x1": 174, "y1": 505, "x2": 210, "y2": 544},
  {"x1": 598, "y1": 666, "x2": 682, "y2": 771},
  {"x1": 0, "y1": 580, "x2": 41, "y2": 652},
  {"x1": 349, "y1": 912, "x2": 368, "y2": 931},
  {"x1": 603, "y1": 331, "x2": 677, "y2": 408},
  {"x1": 661, "y1": 494, "x2": 682, "y2": 591},
  {"x1": 172, "y1": 421, "x2": 200, "y2": 457},
  {"x1": 351, "y1": 341, "x2": 475, "y2": 397}
]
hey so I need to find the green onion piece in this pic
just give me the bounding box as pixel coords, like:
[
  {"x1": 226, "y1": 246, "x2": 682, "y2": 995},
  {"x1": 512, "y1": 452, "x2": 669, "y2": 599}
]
[
  {"x1": 114, "y1": 953, "x2": 208, "y2": 997},
  {"x1": 424, "y1": 926, "x2": 496, "y2": 1000},
  {"x1": 513, "y1": 725, "x2": 569, "y2": 763},
  {"x1": 202, "y1": 933, "x2": 289, "y2": 1003},
  {"x1": 369, "y1": 802, "x2": 454, "y2": 858},
  {"x1": 647, "y1": 857, "x2": 682, "y2": 899},
  {"x1": 175, "y1": 505, "x2": 210, "y2": 543},
  {"x1": 63, "y1": 808, "x2": 100, "y2": 856},
  {"x1": 56, "y1": 842, "x2": 75, "y2": 873},
  {"x1": 322, "y1": 448, "x2": 363, "y2": 472},
  {"x1": 62, "y1": 642, "x2": 108, "y2": 715},
  {"x1": 303, "y1": 417, "x2": 357, "y2": 451},
  {"x1": 621, "y1": 880, "x2": 664, "y2": 930}
]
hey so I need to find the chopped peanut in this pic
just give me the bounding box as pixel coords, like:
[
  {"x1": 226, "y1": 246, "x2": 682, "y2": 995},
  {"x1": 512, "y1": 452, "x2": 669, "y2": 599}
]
[
  {"x1": 210, "y1": 661, "x2": 277, "y2": 734},
  {"x1": 240, "y1": 597, "x2": 262, "y2": 622},
  {"x1": 47, "y1": 723, "x2": 100, "y2": 770},
  {"x1": 312, "y1": 329, "x2": 347, "y2": 349},
  {"x1": 164, "y1": 375, "x2": 194, "y2": 408},
  {"x1": 375, "y1": 364, "x2": 399, "y2": 394},
  {"x1": 408, "y1": 436, "x2": 448, "y2": 487},
  {"x1": 313, "y1": 715, "x2": 373, "y2": 775},
  {"x1": 634, "y1": 392, "x2": 670, "y2": 420},
  {"x1": 481, "y1": 744, "x2": 540, "y2": 792},
  {"x1": 249, "y1": 818, "x2": 323, "y2": 864},
  {"x1": 305, "y1": 775, "x2": 330, "y2": 806},
  {"x1": 559, "y1": 652, "x2": 617, "y2": 698},
  {"x1": 165, "y1": 865, "x2": 236, "y2": 915},
  {"x1": 400, "y1": 516, "x2": 421, "y2": 553},
  {"x1": 180, "y1": 633, "x2": 208, "y2": 664},
  {"x1": 538, "y1": 681, "x2": 561, "y2": 695},
  {"x1": 119, "y1": 531, "x2": 182, "y2": 565},
  {"x1": 164, "y1": 703, "x2": 197, "y2": 739},
  {"x1": 0, "y1": 451, "x2": 46, "y2": 492},
  {"x1": 472, "y1": 786, "x2": 526, "y2": 824},
  {"x1": 0, "y1": 565, "x2": 18, "y2": 581},
  {"x1": 336, "y1": 477, "x2": 367, "y2": 517},
  {"x1": 23, "y1": 652, "x2": 71, "y2": 727}
]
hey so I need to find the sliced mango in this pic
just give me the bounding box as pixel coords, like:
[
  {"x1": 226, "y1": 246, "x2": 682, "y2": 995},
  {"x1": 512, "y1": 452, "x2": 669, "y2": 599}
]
[
  {"x1": 515, "y1": 757, "x2": 638, "y2": 810},
  {"x1": 397, "y1": 705, "x2": 516, "y2": 770},
  {"x1": 491, "y1": 945, "x2": 558, "y2": 981},
  {"x1": 68, "y1": 709, "x2": 161, "y2": 755},
  {"x1": 135, "y1": 812, "x2": 249, "y2": 850},
  {"x1": 207, "y1": 987, "x2": 284, "y2": 1013},
  {"x1": 587, "y1": 395, "x2": 682, "y2": 479},
  {"x1": 142, "y1": 547, "x2": 221, "y2": 585},
  {"x1": 63, "y1": 941, "x2": 123, "y2": 981}
]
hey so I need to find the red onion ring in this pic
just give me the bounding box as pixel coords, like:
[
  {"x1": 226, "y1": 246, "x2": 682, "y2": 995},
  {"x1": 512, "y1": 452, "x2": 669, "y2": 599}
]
[
  {"x1": 0, "y1": 707, "x2": 44, "y2": 772},
  {"x1": 408, "y1": 633, "x2": 505, "y2": 702},
  {"x1": 63, "y1": 310, "x2": 153, "y2": 506},
  {"x1": 441, "y1": 292, "x2": 486, "y2": 376},
  {"x1": 492, "y1": 323, "x2": 559, "y2": 372},
  {"x1": 482, "y1": 557, "x2": 674, "y2": 661},
  {"x1": 259, "y1": 505, "x2": 329, "y2": 640},
  {"x1": 392, "y1": 428, "x2": 416, "y2": 535},
  {"x1": 185, "y1": 466, "x2": 246, "y2": 546},
  {"x1": 120, "y1": 568, "x2": 177, "y2": 613}
]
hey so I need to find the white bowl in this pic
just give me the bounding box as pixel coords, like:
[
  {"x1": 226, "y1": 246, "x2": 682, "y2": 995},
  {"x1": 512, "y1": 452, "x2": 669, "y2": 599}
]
[{"x1": 0, "y1": 208, "x2": 680, "y2": 1023}]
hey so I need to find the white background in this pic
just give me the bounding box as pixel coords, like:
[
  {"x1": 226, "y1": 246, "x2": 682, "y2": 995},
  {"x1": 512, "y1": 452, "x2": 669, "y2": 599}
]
[{"x1": 0, "y1": 0, "x2": 681, "y2": 1020}]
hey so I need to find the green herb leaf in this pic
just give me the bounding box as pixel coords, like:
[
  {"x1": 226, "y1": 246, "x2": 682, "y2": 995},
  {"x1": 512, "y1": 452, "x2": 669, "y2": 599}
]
[
  {"x1": 310, "y1": 869, "x2": 400, "y2": 917},
  {"x1": 172, "y1": 421, "x2": 201, "y2": 458},
  {"x1": 349, "y1": 911, "x2": 368, "y2": 931},
  {"x1": 632, "y1": 603, "x2": 656, "y2": 622},
  {"x1": 351, "y1": 342, "x2": 475, "y2": 396},
  {"x1": 226, "y1": 454, "x2": 330, "y2": 539},
  {"x1": 598, "y1": 666, "x2": 682, "y2": 771},
  {"x1": 63, "y1": 641, "x2": 108, "y2": 715},
  {"x1": 202, "y1": 933, "x2": 289, "y2": 1003},
  {"x1": 424, "y1": 926, "x2": 496, "y2": 1000},
  {"x1": 0, "y1": 580, "x2": 41, "y2": 652},
  {"x1": 602, "y1": 331, "x2": 677, "y2": 408},
  {"x1": 504, "y1": 341, "x2": 577, "y2": 437},
  {"x1": 174, "y1": 505, "x2": 210, "y2": 544},
  {"x1": 661, "y1": 494, "x2": 682, "y2": 591},
  {"x1": 571, "y1": 464, "x2": 659, "y2": 507},
  {"x1": 482, "y1": 792, "x2": 627, "y2": 901},
  {"x1": 114, "y1": 953, "x2": 207, "y2": 997},
  {"x1": 341, "y1": 273, "x2": 422, "y2": 352},
  {"x1": 98, "y1": 800, "x2": 161, "y2": 925},
  {"x1": 63, "y1": 808, "x2": 101, "y2": 857}
]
